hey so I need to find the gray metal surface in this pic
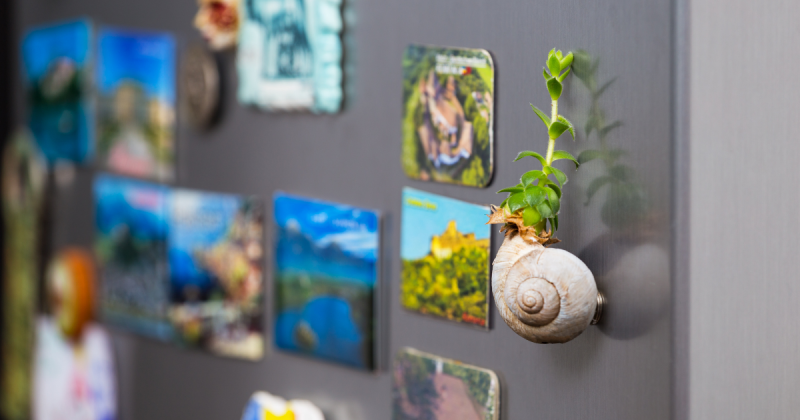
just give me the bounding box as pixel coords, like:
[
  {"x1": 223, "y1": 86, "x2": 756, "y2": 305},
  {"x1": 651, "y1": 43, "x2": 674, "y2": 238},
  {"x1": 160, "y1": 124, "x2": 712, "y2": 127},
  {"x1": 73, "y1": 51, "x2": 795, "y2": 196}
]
[
  {"x1": 14, "y1": 0, "x2": 674, "y2": 419},
  {"x1": 688, "y1": 0, "x2": 800, "y2": 418}
]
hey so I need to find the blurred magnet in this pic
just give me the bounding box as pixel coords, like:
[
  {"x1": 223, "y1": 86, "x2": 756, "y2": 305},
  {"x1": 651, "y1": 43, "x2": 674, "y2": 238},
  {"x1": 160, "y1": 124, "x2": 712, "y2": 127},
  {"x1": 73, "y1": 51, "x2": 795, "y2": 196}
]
[
  {"x1": 22, "y1": 20, "x2": 93, "y2": 165},
  {"x1": 1, "y1": 129, "x2": 47, "y2": 420},
  {"x1": 32, "y1": 317, "x2": 117, "y2": 420},
  {"x1": 180, "y1": 44, "x2": 221, "y2": 130},
  {"x1": 46, "y1": 248, "x2": 96, "y2": 341},
  {"x1": 96, "y1": 29, "x2": 176, "y2": 181},
  {"x1": 241, "y1": 392, "x2": 324, "y2": 420},
  {"x1": 237, "y1": 0, "x2": 343, "y2": 113},
  {"x1": 194, "y1": 0, "x2": 240, "y2": 50}
]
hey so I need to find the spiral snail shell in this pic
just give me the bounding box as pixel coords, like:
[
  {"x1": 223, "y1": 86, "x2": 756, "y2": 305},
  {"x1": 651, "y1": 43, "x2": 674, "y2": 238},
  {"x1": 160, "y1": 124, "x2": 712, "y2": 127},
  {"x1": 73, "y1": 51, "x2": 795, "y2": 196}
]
[{"x1": 492, "y1": 234, "x2": 599, "y2": 343}]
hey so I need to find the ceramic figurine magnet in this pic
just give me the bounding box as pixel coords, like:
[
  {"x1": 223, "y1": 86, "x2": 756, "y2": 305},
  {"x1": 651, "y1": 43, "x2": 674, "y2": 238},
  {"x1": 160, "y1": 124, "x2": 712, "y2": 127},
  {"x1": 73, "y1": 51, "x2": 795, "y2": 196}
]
[
  {"x1": 33, "y1": 248, "x2": 117, "y2": 420},
  {"x1": 400, "y1": 188, "x2": 491, "y2": 329},
  {"x1": 242, "y1": 392, "x2": 324, "y2": 420},
  {"x1": 237, "y1": 0, "x2": 343, "y2": 113},
  {"x1": 194, "y1": 0, "x2": 240, "y2": 50}
]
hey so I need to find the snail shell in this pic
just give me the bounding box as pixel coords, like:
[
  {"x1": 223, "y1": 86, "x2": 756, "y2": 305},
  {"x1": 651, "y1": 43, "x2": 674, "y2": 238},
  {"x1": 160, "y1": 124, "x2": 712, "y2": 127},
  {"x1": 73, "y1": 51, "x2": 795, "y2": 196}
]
[{"x1": 492, "y1": 234, "x2": 598, "y2": 343}]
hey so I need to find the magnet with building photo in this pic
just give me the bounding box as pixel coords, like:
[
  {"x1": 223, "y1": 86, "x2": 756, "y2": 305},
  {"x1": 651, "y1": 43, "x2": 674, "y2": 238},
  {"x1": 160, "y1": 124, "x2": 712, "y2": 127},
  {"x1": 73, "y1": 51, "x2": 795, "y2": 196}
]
[
  {"x1": 400, "y1": 188, "x2": 491, "y2": 328},
  {"x1": 168, "y1": 190, "x2": 265, "y2": 360},
  {"x1": 96, "y1": 29, "x2": 176, "y2": 181},
  {"x1": 22, "y1": 19, "x2": 93, "y2": 165},
  {"x1": 237, "y1": 0, "x2": 343, "y2": 113},
  {"x1": 273, "y1": 192, "x2": 379, "y2": 370},
  {"x1": 402, "y1": 45, "x2": 495, "y2": 188},
  {"x1": 392, "y1": 348, "x2": 500, "y2": 420}
]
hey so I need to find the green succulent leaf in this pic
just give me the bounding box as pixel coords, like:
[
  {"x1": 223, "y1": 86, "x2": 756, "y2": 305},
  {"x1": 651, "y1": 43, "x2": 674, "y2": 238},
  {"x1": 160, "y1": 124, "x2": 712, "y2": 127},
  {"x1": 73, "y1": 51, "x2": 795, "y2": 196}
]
[
  {"x1": 500, "y1": 198, "x2": 508, "y2": 208},
  {"x1": 521, "y1": 170, "x2": 546, "y2": 187},
  {"x1": 546, "y1": 165, "x2": 567, "y2": 186},
  {"x1": 542, "y1": 67, "x2": 551, "y2": 81},
  {"x1": 557, "y1": 116, "x2": 575, "y2": 140},
  {"x1": 508, "y1": 192, "x2": 527, "y2": 213},
  {"x1": 585, "y1": 175, "x2": 615, "y2": 205},
  {"x1": 559, "y1": 52, "x2": 574, "y2": 70},
  {"x1": 537, "y1": 200, "x2": 554, "y2": 218},
  {"x1": 497, "y1": 186, "x2": 523, "y2": 194},
  {"x1": 530, "y1": 105, "x2": 552, "y2": 128},
  {"x1": 547, "y1": 53, "x2": 561, "y2": 76},
  {"x1": 553, "y1": 215, "x2": 559, "y2": 231},
  {"x1": 551, "y1": 150, "x2": 579, "y2": 168},
  {"x1": 524, "y1": 185, "x2": 547, "y2": 206},
  {"x1": 577, "y1": 149, "x2": 603, "y2": 164},
  {"x1": 546, "y1": 182, "x2": 562, "y2": 198},
  {"x1": 547, "y1": 77, "x2": 563, "y2": 100},
  {"x1": 599, "y1": 121, "x2": 623, "y2": 138},
  {"x1": 523, "y1": 206, "x2": 542, "y2": 227},
  {"x1": 545, "y1": 187, "x2": 560, "y2": 213},
  {"x1": 557, "y1": 67, "x2": 571, "y2": 82},
  {"x1": 548, "y1": 121, "x2": 569, "y2": 140},
  {"x1": 556, "y1": 50, "x2": 563, "y2": 60},
  {"x1": 514, "y1": 151, "x2": 546, "y2": 165}
]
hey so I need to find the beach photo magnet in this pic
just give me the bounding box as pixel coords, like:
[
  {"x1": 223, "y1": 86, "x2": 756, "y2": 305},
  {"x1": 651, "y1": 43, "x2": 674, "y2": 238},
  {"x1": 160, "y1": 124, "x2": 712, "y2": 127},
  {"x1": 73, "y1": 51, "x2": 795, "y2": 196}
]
[
  {"x1": 392, "y1": 348, "x2": 500, "y2": 420},
  {"x1": 237, "y1": 0, "x2": 343, "y2": 113},
  {"x1": 169, "y1": 190, "x2": 265, "y2": 360},
  {"x1": 96, "y1": 29, "x2": 176, "y2": 181},
  {"x1": 273, "y1": 192, "x2": 379, "y2": 370},
  {"x1": 21, "y1": 20, "x2": 93, "y2": 165},
  {"x1": 93, "y1": 174, "x2": 173, "y2": 340},
  {"x1": 400, "y1": 188, "x2": 491, "y2": 329},
  {"x1": 402, "y1": 45, "x2": 495, "y2": 188}
]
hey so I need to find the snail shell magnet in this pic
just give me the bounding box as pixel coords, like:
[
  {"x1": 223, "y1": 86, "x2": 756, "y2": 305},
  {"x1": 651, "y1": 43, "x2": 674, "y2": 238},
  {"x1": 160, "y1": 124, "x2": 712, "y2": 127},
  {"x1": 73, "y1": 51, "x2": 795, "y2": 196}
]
[{"x1": 492, "y1": 234, "x2": 600, "y2": 343}]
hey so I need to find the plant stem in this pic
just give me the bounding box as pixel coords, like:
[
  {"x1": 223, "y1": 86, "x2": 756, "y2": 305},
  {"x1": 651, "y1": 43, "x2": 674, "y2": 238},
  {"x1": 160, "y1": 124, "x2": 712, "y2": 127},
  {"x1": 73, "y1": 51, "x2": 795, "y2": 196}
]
[{"x1": 545, "y1": 99, "x2": 558, "y2": 165}]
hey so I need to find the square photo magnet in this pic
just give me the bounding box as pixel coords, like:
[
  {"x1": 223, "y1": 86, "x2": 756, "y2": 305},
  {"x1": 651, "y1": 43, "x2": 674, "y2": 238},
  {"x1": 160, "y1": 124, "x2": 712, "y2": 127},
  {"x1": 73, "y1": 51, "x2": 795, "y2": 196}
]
[
  {"x1": 400, "y1": 188, "x2": 491, "y2": 329},
  {"x1": 22, "y1": 19, "x2": 93, "y2": 165},
  {"x1": 96, "y1": 29, "x2": 176, "y2": 181},
  {"x1": 168, "y1": 190, "x2": 265, "y2": 360},
  {"x1": 392, "y1": 348, "x2": 500, "y2": 420},
  {"x1": 273, "y1": 192, "x2": 379, "y2": 370},
  {"x1": 402, "y1": 45, "x2": 495, "y2": 188}
]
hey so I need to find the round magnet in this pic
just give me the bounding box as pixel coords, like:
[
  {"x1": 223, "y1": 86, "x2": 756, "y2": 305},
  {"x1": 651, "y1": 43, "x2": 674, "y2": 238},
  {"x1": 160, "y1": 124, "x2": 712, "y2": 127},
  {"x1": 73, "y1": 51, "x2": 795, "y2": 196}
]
[{"x1": 180, "y1": 43, "x2": 221, "y2": 130}]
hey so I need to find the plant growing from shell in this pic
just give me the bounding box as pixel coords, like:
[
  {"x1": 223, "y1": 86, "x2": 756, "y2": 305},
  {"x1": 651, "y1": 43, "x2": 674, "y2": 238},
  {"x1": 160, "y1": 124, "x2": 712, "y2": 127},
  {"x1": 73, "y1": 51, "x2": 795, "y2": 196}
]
[{"x1": 488, "y1": 49, "x2": 603, "y2": 344}]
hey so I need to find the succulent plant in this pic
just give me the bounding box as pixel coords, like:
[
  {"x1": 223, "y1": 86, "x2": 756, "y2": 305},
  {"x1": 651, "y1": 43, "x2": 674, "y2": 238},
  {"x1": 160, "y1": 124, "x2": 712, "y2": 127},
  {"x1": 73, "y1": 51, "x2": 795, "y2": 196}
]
[{"x1": 489, "y1": 49, "x2": 578, "y2": 244}]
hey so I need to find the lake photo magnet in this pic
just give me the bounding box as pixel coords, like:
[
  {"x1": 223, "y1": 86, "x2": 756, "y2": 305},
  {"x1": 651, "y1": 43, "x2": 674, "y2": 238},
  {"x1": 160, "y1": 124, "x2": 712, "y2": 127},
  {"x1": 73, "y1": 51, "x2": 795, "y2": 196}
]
[
  {"x1": 392, "y1": 348, "x2": 500, "y2": 420},
  {"x1": 400, "y1": 188, "x2": 491, "y2": 329},
  {"x1": 96, "y1": 29, "x2": 176, "y2": 181},
  {"x1": 402, "y1": 45, "x2": 495, "y2": 188},
  {"x1": 273, "y1": 192, "x2": 379, "y2": 370},
  {"x1": 22, "y1": 20, "x2": 93, "y2": 165},
  {"x1": 169, "y1": 190, "x2": 265, "y2": 360}
]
